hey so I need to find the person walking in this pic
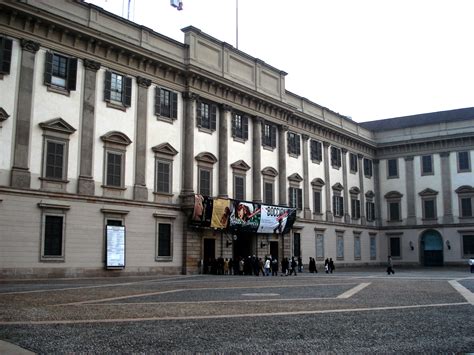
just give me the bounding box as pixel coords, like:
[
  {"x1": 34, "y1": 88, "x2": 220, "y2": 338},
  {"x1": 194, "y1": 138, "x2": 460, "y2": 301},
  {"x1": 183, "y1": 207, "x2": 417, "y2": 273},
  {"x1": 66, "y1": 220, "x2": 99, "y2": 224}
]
[
  {"x1": 329, "y1": 258, "x2": 335, "y2": 274},
  {"x1": 271, "y1": 257, "x2": 278, "y2": 276},
  {"x1": 470, "y1": 258, "x2": 474, "y2": 273},
  {"x1": 264, "y1": 257, "x2": 271, "y2": 276},
  {"x1": 290, "y1": 257, "x2": 298, "y2": 276},
  {"x1": 387, "y1": 255, "x2": 395, "y2": 275},
  {"x1": 324, "y1": 258, "x2": 329, "y2": 274}
]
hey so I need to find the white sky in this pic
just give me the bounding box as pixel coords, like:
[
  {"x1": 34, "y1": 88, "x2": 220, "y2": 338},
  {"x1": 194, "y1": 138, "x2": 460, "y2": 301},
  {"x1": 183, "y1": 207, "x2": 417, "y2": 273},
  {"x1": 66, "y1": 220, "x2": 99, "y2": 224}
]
[{"x1": 87, "y1": 0, "x2": 474, "y2": 122}]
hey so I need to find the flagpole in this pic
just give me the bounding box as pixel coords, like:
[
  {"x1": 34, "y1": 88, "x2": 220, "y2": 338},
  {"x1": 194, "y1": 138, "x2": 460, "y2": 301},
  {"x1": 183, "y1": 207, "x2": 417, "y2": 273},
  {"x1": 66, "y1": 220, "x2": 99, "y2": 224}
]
[{"x1": 236, "y1": 0, "x2": 239, "y2": 49}]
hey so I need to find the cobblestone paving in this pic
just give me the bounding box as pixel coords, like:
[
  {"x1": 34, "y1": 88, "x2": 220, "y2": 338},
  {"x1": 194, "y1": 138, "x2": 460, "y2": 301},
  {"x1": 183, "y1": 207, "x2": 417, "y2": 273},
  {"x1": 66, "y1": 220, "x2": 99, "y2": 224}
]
[{"x1": 0, "y1": 270, "x2": 473, "y2": 353}]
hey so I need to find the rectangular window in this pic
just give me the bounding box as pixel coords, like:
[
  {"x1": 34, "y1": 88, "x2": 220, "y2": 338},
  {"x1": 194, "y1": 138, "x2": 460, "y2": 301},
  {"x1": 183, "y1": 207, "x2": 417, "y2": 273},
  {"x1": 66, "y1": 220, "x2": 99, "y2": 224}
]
[
  {"x1": 423, "y1": 199, "x2": 436, "y2": 219},
  {"x1": 197, "y1": 101, "x2": 217, "y2": 131},
  {"x1": 366, "y1": 201, "x2": 375, "y2": 222},
  {"x1": 336, "y1": 233, "x2": 344, "y2": 259},
  {"x1": 316, "y1": 233, "x2": 324, "y2": 260},
  {"x1": 293, "y1": 233, "x2": 301, "y2": 257},
  {"x1": 262, "y1": 122, "x2": 277, "y2": 148},
  {"x1": 462, "y1": 235, "x2": 474, "y2": 257},
  {"x1": 331, "y1": 147, "x2": 341, "y2": 168},
  {"x1": 234, "y1": 175, "x2": 245, "y2": 200},
  {"x1": 388, "y1": 202, "x2": 400, "y2": 221},
  {"x1": 389, "y1": 237, "x2": 401, "y2": 258},
  {"x1": 351, "y1": 199, "x2": 361, "y2": 219},
  {"x1": 333, "y1": 195, "x2": 344, "y2": 217},
  {"x1": 44, "y1": 52, "x2": 77, "y2": 91},
  {"x1": 264, "y1": 182, "x2": 274, "y2": 205},
  {"x1": 156, "y1": 160, "x2": 171, "y2": 193},
  {"x1": 458, "y1": 151, "x2": 471, "y2": 172},
  {"x1": 310, "y1": 140, "x2": 322, "y2": 162},
  {"x1": 461, "y1": 197, "x2": 472, "y2": 217},
  {"x1": 232, "y1": 113, "x2": 249, "y2": 140},
  {"x1": 354, "y1": 235, "x2": 361, "y2": 260},
  {"x1": 0, "y1": 36, "x2": 13, "y2": 75},
  {"x1": 45, "y1": 140, "x2": 65, "y2": 180},
  {"x1": 104, "y1": 71, "x2": 132, "y2": 107},
  {"x1": 287, "y1": 132, "x2": 301, "y2": 156},
  {"x1": 199, "y1": 168, "x2": 212, "y2": 196},
  {"x1": 158, "y1": 223, "x2": 172, "y2": 257},
  {"x1": 364, "y1": 158, "x2": 373, "y2": 177},
  {"x1": 387, "y1": 159, "x2": 398, "y2": 178},
  {"x1": 349, "y1": 153, "x2": 358, "y2": 173},
  {"x1": 421, "y1": 155, "x2": 433, "y2": 175},
  {"x1": 155, "y1": 88, "x2": 178, "y2": 119},
  {"x1": 313, "y1": 191, "x2": 322, "y2": 214},
  {"x1": 289, "y1": 187, "x2": 303, "y2": 209},
  {"x1": 43, "y1": 215, "x2": 64, "y2": 258},
  {"x1": 370, "y1": 235, "x2": 377, "y2": 260},
  {"x1": 106, "y1": 152, "x2": 123, "y2": 187}
]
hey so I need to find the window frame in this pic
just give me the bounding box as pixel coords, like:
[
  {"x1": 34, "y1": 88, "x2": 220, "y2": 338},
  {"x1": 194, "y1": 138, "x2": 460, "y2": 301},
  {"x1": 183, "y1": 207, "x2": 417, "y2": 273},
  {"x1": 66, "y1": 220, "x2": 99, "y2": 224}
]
[
  {"x1": 457, "y1": 151, "x2": 471, "y2": 173},
  {"x1": 100, "y1": 131, "x2": 132, "y2": 192},
  {"x1": 389, "y1": 236, "x2": 401, "y2": 259},
  {"x1": 196, "y1": 100, "x2": 217, "y2": 132},
  {"x1": 331, "y1": 146, "x2": 342, "y2": 169},
  {"x1": 261, "y1": 121, "x2": 277, "y2": 149},
  {"x1": 421, "y1": 155, "x2": 434, "y2": 176},
  {"x1": 354, "y1": 233, "x2": 361, "y2": 260},
  {"x1": 349, "y1": 153, "x2": 358, "y2": 173},
  {"x1": 231, "y1": 112, "x2": 249, "y2": 141},
  {"x1": 198, "y1": 167, "x2": 212, "y2": 197},
  {"x1": 456, "y1": 186, "x2": 474, "y2": 219},
  {"x1": 154, "y1": 215, "x2": 175, "y2": 262},
  {"x1": 461, "y1": 234, "x2": 474, "y2": 258},
  {"x1": 233, "y1": 174, "x2": 246, "y2": 200},
  {"x1": 38, "y1": 202, "x2": 70, "y2": 262},
  {"x1": 387, "y1": 158, "x2": 399, "y2": 179},
  {"x1": 155, "y1": 159, "x2": 172, "y2": 194},
  {"x1": 370, "y1": 233, "x2": 377, "y2": 260},
  {"x1": 155, "y1": 87, "x2": 178, "y2": 121},
  {"x1": 363, "y1": 158, "x2": 373, "y2": 178},
  {"x1": 385, "y1": 191, "x2": 403, "y2": 222},
  {"x1": 287, "y1": 131, "x2": 301, "y2": 156},
  {"x1": 43, "y1": 138, "x2": 67, "y2": 181},
  {"x1": 44, "y1": 51, "x2": 77, "y2": 93},
  {"x1": 310, "y1": 139, "x2": 322, "y2": 163},
  {"x1": 264, "y1": 181, "x2": 274, "y2": 205},
  {"x1": 104, "y1": 70, "x2": 132, "y2": 109},
  {"x1": 336, "y1": 231, "x2": 344, "y2": 260},
  {"x1": 315, "y1": 231, "x2": 325, "y2": 261},
  {"x1": 0, "y1": 36, "x2": 13, "y2": 76},
  {"x1": 289, "y1": 186, "x2": 303, "y2": 210}
]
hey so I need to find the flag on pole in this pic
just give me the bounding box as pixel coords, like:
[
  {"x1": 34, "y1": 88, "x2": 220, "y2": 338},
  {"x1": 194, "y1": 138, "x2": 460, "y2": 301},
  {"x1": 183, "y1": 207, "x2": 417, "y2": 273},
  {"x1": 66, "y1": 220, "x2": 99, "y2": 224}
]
[{"x1": 170, "y1": 0, "x2": 183, "y2": 10}]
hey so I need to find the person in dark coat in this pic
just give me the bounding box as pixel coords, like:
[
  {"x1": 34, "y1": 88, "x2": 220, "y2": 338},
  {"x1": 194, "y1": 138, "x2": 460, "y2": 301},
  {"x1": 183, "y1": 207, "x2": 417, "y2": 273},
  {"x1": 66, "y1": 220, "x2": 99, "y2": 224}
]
[
  {"x1": 309, "y1": 257, "x2": 317, "y2": 273},
  {"x1": 298, "y1": 256, "x2": 303, "y2": 272},
  {"x1": 387, "y1": 256, "x2": 395, "y2": 275},
  {"x1": 290, "y1": 257, "x2": 297, "y2": 276},
  {"x1": 324, "y1": 258, "x2": 329, "y2": 273},
  {"x1": 329, "y1": 258, "x2": 335, "y2": 273},
  {"x1": 271, "y1": 257, "x2": 278, "y2": 276}
]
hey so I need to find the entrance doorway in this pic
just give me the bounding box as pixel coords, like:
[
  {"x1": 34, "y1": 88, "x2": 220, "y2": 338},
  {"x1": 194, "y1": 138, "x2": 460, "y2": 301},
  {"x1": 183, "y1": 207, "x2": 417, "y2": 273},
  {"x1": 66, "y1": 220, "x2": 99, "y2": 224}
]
[
  {"x1": 420, "y1": 230, "x2": 443, "y2": 266},
  {"x1": 203, "y1": 238, "x2": 215, "y2": 274},
  {"x1": 270, "y1": 241, "x2": 279, "y2": 261},
  {"x1": 233, "y1": 233, "x2": 254, "y2": 259}
]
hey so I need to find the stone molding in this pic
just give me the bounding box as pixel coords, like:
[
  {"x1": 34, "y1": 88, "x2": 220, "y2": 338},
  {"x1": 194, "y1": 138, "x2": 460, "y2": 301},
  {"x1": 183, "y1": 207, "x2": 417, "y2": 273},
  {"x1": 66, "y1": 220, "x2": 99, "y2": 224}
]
[
  {"x1": 136, "y1": 76, "x2": 152, "y2": 88},
  {"x1": 83, "y1": 59, "x2": 101, "y2": 71},
  {"x1": 20, "y1": 39, "x2": 40, "y2": 53}
]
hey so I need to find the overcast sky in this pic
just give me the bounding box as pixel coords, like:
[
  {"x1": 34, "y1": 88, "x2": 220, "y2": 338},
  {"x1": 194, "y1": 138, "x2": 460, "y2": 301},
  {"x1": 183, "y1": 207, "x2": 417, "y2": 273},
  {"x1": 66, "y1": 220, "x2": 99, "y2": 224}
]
[{"x1": 88, "y1": 0, "x2": 474, "y2": 122}]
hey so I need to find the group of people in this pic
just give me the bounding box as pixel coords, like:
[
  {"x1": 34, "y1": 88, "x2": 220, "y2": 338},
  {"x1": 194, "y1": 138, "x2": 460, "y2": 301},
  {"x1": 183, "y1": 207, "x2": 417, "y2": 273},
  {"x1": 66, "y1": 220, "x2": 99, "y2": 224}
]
[
  {"x1": 201, "y1": 256, "x2": 336, "y2": 276},
  {"x1": 324, "y1": 258, "x2": 336, "y2": 273}
]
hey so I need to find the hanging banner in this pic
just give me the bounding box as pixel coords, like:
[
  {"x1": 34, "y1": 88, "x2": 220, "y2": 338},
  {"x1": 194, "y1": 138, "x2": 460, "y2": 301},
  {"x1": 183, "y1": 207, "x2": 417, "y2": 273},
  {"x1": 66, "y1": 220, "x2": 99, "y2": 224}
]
[
  {"x1": 229, "y1": 200, "x2": 261, "y2": 233},
  {"x1": 191, "y1": 194, "x2": 213, "y2": 227},
  {"x1": 258, "y1": 205, "x2": 297, "y2": 234},
  {"x1": 211, "y1": 198, "x2": 231, "y2": 229}
]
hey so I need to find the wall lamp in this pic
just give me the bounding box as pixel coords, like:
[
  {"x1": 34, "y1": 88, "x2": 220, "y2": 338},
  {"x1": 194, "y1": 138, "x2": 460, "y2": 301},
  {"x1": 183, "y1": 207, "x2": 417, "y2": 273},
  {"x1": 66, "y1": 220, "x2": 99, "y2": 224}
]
[
  {"x1": 409, "y1": 241, "x2": 414, "y2": 251},
  {"x1": 446, "y1": 240, "x2": 451, "y2": 250},
  {"x1": 260, "y1": 242, "x2": 267, "y2": 248}
]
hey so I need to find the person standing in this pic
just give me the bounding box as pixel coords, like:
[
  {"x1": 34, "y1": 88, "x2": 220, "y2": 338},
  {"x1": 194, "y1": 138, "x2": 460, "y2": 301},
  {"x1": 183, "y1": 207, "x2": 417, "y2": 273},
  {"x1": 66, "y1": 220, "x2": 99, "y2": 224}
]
[
  {"x1": 470, "y1": 258, "x2": 474, "y2": 273},
  {"x1": 290, "y1": 257, "x2": 298, "y2": 276},
  {"x1": 324, "y1": 258, "x2": 329, "y2": 273},
  {"x1": 387, "y1": 255, "x2": 395, "y2": 275},
  {"x1": 271, "y1": 257, "x2": 278, "y2": 276},
  {"x1": 264, "y1": 257, "x2": 271, "y2": 276},
  {"x1": 329, "y1": 258, "x2": 335, "y2": 274}
]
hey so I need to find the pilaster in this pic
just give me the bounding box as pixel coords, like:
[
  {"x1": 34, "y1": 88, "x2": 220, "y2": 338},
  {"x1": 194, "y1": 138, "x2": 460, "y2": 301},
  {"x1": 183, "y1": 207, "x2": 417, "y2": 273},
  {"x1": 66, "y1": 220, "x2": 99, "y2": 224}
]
[
  {"x1": 278, "y1": 124, "x2": 288, "y2": 206},
  {"x1": 440, "y1": 152, "x2": 454, "y2": 223},
  {"x1": 373, "y1": 159, "x2": 381, "y2": 226},
  {"x1": 341, "y1": 148, "x2": 350, "y2": 223},
  {"x1": 218, "y1": 104, "x2": 231, "y2": 198},
  {"x1": 357, "y1": 154, "x2": 366, "y2": 225},
  {"x1": 405, "y1": 156, "x2": 416, "y2": 225},
  {"x1": 181, "y1": 91, "x2": 198, "y2": 196},
  {"x1": 302, "y1": 134, "x2": 311, "y2": 219},
  {"x1": 252, "y1": 116, "x2": 263, "y2": 202},
  {"x1": 323, "y1": 142, "x2": 333, "y2": 221}
]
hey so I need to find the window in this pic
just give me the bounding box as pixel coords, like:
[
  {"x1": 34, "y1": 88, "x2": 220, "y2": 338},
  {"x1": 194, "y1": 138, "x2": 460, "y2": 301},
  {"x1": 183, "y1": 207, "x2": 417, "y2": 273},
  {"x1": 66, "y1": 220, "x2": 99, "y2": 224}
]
[
  {"x1": 106, "y1": 152, "x2": 123, "y2": 187},
  {"x1": 364, "y1": 158, "x2": 373, "y2": 177},
  {"x1": 293, "y1": 232, "x2": 301, "y2": 257},
  {"x1": 261, "y1": 121, "x2": 277, "y2": 148},
  {"x1": 423, "y1": 199, "x2": 436, "y2": 219},
  {"x1": 264, "y1": 182, "x2": 274, "y2": 205},
  {"x1": 234, "y1": 175, "x2": 245, "y2": 200},
  {"x1": 158, "y1": 223, "x2": 172, "y2": 259},
  {"x1": 0, "y1": 36, "x2": 13, "y2": 75},
  {"x1": 313, "y1": 191, "x2": 322, "y2": 214},
  {"x1": 289, "y1": 187, "x2": 303, "y2": 209},
  {"x1": 385, "y1": 191, "x2": 403, "y2": 222},
  {"x1": 336, "y1": 232, "x2": 344, "y2": 260},
  {"x1": 152, "y1": 142, "x2": 178, "y2": 202},
  {"x1": 462, "y1": 234, "x2": 474, "y2": 257},
  {"x1": 231, "y1": 113, "x2": 249, "y2": 140},
  {"x1": 310, "y1": 140, "x2": 322, "y2": 162},
  {"x1": 156, "y1": 160, "x2": 171, "y2": 193},
  {"x1": 155, "y1": 87, "x2": 178, "y2": 120},
  {"x1": 387, "y1": 159, "x2": 398, "y2": 178},
  {"x1": 199, "y1": 168, "x2": 212, "y2": 196},
  {"x1": 315, "y1": 232, "x2": 324, "y2": 260},
  {"x1": 389, "y1": 237, "x2": 401, "y2": 258},
  {"x1": 331, "y1": 147, "x2": 342, "y2": 168},
  {"x1": 197, "y1": 101, "x2": 217, "y2": 131},
  {"x1": 354, "y1": 234, "x2": 361, "y2": 260},
  {"x1": 104, "y1": 71, "x2": 132, "y2": 107},
  {"x1": 44, "y1": 52, "x2": 77, "y2": 91},
  {"x1": 370, "y1": 234, "x2": 377, "y2": 260},
  {"x1": 45, "y1": 140, "x2": 65, "y2": 180},
  {"x1": 366, "y1": 201, "x2": 375, "y2": 222},
  {"x1": 311, "y1": 178, "x2": 325, "y2": 218},
  {"x1": 461, "y1": 198, "x2": 473, "y2": 217},
  {"x1": 456, "y1": 185, "x2": 474, "y2": 218},
  {"x1": 351, "y1": 198, "x2": 361, "y2": 219},
  {"x1": 39, "y1": 202, "x2": 70, "y2": 261},
  {"x1": 101, "y1": 131, "x2": 132, "y2": 191},
  {"x1": 457, "y1": 151, "x2": 471, "y2": 172},
  {"x1": 287, "y1": 132, "x2": 301, "y2": 156},
  {"x1": 349, "y1": 153, "x2": 358, "y2": 173},
  {"x1": 333, "y1": 196, "x2": 344, "y2": 217},
  {"x1": 421, "y1": 155, "x2": 433, "y2": 175}
]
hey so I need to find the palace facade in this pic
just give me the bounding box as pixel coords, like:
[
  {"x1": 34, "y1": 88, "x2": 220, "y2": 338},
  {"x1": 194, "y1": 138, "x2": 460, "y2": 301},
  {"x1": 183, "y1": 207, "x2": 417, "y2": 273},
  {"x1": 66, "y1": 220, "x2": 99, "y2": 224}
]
[{"x1": 0, "y1": 0, "x2": 473, "y2": 278}]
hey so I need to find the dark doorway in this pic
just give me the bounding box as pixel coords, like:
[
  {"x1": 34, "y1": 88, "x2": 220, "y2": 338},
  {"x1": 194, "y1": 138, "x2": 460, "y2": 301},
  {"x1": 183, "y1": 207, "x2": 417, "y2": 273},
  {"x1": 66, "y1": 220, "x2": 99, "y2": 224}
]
[
  {"x1": 421, "y1": 230, "x2": 443, "y2": 266},
  {"x1": 203, "y1": 239, "x2": 215, "y2": 274},
  {"x1": 233, "y1": 233, "x2": 254, "y2": 259},
  {"x1": 270, "y1": 241, "x2": 279, "y2": 260}
]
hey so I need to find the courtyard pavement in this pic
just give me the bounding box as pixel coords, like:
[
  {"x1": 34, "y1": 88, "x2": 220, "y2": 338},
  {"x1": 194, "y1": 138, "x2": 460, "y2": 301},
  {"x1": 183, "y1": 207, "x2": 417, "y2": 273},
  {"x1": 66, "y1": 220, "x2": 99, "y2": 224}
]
[{"x1": 0, "y1": 267, "x2": 473, "y2": 353}]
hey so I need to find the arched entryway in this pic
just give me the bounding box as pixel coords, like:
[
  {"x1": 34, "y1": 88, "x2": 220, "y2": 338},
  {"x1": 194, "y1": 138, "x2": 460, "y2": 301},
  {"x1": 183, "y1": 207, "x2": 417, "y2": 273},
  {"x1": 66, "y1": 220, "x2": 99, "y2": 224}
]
[{"x1": 420, "y1": 230, "x2": 444, "y2": 266}]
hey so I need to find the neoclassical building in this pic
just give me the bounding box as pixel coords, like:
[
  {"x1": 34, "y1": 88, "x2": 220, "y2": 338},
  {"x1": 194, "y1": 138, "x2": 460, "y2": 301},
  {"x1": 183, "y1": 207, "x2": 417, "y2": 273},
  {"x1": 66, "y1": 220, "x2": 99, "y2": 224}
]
[{"x1": 0, "y1": 0, "x2": 473, "y2": 278}]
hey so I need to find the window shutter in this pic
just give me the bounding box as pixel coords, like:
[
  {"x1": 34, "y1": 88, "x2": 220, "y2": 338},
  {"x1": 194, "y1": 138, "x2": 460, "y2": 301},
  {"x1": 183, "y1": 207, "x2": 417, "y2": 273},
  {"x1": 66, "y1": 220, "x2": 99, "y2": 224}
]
[
  {"x1": 261, "y1": 122, "x2": 265, "y2": 146},
  {"x1": 0, "y1": 37, "x2": 13, "y2": 74},
  {"x1": 243, "y1": 116, "x2": 249, "y2": 139},
  {"x1": 171, "y1": 92, "x2": 178, "y2": 119},
  {"x1": 271, "y1": 125, "x2": 277, "y2": 148},
  {"x1": 297, "y1": 188, "x2": 302, "y2": 209},
  {"x1": 44, "y1": 52, "x2": 53, "y2": 85},
  {"x1": 357, "y1": 200, "x2": 361, "y2": 218},
  {"x1": 231, "y1": 115, "x2": 236, "y2": 137},
  {"x1": 333, "y1": 196, "x2": 337, "y2": 215},
  {"x1": 66, "y1": 58, "x2": 77, "y2": 91},
  {"x1": 296, "y1": 135, "x2": 301, "y2": 155},
  {"x1": 196, "y1": 102, "x2": 202, "y2": 127},
  {"x1": 318, "y1": 143, "x2": 322, "y2": 161},
  {"x1": 154, "y1": 87, "x2": 161, "y2": 115},
  {"x1": 210, "y1": 104, "x2": 217, "y2": 130},
  {"x1": 340, "y1": 197, "x2": 344, "y2": 215},
  {"x1": 310, "y1": 141, "x2": 316, "y2": 160},
  {"x1": 104, "y1": 70, "x2": 112, "y2": 102},
  {"x1": 287, "y1": 133, "x2": 291, "y2": 154},
  {"x1": 288, "y1": 188, "x2": 293, "y2": 208},
  {"x1": 314, "y1": 191, "x2": 321, "y2": 213},
  {"x1": 351, "y1": 199, "x2": 355, "y2": 218},
  {"x1": 123, "y1": 76, "x2": 132, "y2": 107}
]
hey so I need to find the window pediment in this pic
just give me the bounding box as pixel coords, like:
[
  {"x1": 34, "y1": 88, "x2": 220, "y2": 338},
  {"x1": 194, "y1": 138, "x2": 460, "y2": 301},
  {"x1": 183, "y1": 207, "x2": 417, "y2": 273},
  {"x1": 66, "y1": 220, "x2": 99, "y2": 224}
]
[
  {"x1": 384, "y1": 191, "x2": 403, "y2": 199},
  {"x1": 100, "y1": 131, "x2": 132, "y2": 146},
  {"x1": 418, "y1": 188, "x2": 438, "y2": 196},
  {"x1": 311, "y1": 178, "x2": 325, "y2": 188},
  {"x1": 39, "y1": 118, "x2": 76, "y2": 135},
  {"x1": 455, "y1": 185, "x2": 474, "y2": 194},
  {"x1": 231, "y1": 159, "x2": 251, "y2": 171},
  {"x1": 0, "y1": 107, "x2": 10, "y2": 122},
  {"x1": 288, "y1": 173, "x2": 303, "y2": 183},
  {"x1": 152, "y1": 142, "x2": 178, "y2": 156},
  {"x1": 261, "y1": 166, "x2": 278, "y2": 177},
  {"x1": 332, "y1": 182, "x2": 344, "y2": 191},
  {"x1": 349, "y1": 186, "x2": 360, "y2": 195},
  {"x1": 195, "y1": 152, "x2": 217, "y2": 164}
]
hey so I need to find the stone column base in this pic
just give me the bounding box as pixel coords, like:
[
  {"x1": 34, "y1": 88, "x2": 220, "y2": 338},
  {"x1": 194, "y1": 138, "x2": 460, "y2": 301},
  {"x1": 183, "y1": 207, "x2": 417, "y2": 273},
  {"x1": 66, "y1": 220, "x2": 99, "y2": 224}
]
[
  {"x1": 133, "y1": 185, "x2": 148, "y2": 201},
  {"x1": 326, "y1": 211, "x2": 334, "y2": 222},
  {"x1": 442, "y1": 215, "x2": 454, "y2": 224},
  {"x1": 11, "y1": 167, "x2": 30, "y2": 189},
  {"x1": 304, "y1": 208, "x2": 312, "y2": 219},
  {"x1": 344, "y1": 213, "x2": 351, "y2": 224},
  {"x1": 78, "y1": 176, "x2": 95, "y2": 195}
]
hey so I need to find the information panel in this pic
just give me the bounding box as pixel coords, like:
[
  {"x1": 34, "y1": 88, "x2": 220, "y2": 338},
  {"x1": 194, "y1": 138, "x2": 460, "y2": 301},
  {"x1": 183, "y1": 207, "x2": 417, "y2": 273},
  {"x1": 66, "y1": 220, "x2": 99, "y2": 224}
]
[{"x1": 106, "y1": 225, "x2": 125, "y2": 269}]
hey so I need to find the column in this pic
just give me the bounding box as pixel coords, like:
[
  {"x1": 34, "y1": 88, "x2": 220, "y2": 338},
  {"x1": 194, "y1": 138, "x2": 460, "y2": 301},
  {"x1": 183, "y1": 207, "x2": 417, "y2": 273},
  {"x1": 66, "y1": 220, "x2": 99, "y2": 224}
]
[
  {"x1": 341, "y1": 149, "x2": 350, "y2": 223},
  {"x1": 357, "y1": 154, "x2": 366, "y2": 225},
  {"x1": 302, "y1": 134, "x2": 311, "y2": 219},
  {"x1": 278, "y1": 125, "x2": 288, "y2": 206},
  {"x1": 78, "y1": 59, "x2": 101, "y2": 195},
  {"x1": 405, "y1": 156, "x2": 416, "y2": 225},
  {"x1": 133, "y1": 76, "x2": 152, "y2": 200},
  {"x1": 323, "y1": 142, "x2": 333, "y2": 221},
  {"x1": 440, "y1": 152, "x2": 453, "y2": 223},
  {"x1": 373, "y1": 159, "x2": 382, "y2": 226},
  {"x1": 252, "y1": 116, "x2": 262, "y2": 202},
  {"x1": 10, "y1": 39, "x2": 40, "y2": 188},
  {"x1": 218, "y1": 104, "x2": 231, "y2": 198},
  {"x1": 181, "y1": 92, "x2": 198, "y2": 196}
]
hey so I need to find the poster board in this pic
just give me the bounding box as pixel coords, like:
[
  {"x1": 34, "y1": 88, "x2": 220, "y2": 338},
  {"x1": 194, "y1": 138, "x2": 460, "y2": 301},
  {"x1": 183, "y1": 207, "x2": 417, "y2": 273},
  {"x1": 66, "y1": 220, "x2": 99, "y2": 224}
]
[{"x1": 106, "y1": 225, "x2": 126, "y2": 269}]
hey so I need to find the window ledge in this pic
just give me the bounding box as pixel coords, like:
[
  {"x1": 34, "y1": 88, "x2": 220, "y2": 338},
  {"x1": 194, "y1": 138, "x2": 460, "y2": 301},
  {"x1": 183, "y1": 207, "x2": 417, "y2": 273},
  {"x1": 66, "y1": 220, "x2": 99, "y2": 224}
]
[
  {"x1": 331, "y1": 165, "x2": 341, "y2": 170},
  {"x1": 364, "y1": 175, "x2": 373, "y2": 179},
  {"x1": 46, "y1": 85, "x2": 70, "y2": 96},
  {"x1": 387, "y1": 176, "x2": 399, "y2": 179},
  {"x1": 39, "y1": 177, "x2": 69, "y2": 184},
  {"x1": 156, "y1": 115, "x2": 175, "y2": 124},
  {"x1": 421, "y1": 172, "x2": 434, "y2": 176},
  {"x1": 289, "y1": 153, "x2": 300, "y2": 159},
  {"x1": 106, "y1": 101, "x2": 127, "y2": 111},
  {"x1": 311, "y1": 159, "x2": 321, "y2": 165},
  {"x1": 153, "y1": 191, "x2": 174, "y2": 197},
  {"x1": 262, "y1": 145, "x2": 275, "y2": 152},
  {"x1": 458, "y1": 169, "x2": 472, "y2": 173},
  {"x1": 102, "y1": 185, "x2": 127, "y2": 191},
  {"x1": 459, "y1": 216, "x2": 474, "y2": 220},
  {"x1": 198, "y1": 126, "x2": 214, "y2": 135},
  {"x1": 232, "y1": 136, "x2": 247, "y2": 144},
  {"x1": 40, "y1": 257, "x2": 65, "y2": 262},
  {"x1": 155, "y1": 257, "x2": 173, "y2": 262}
]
